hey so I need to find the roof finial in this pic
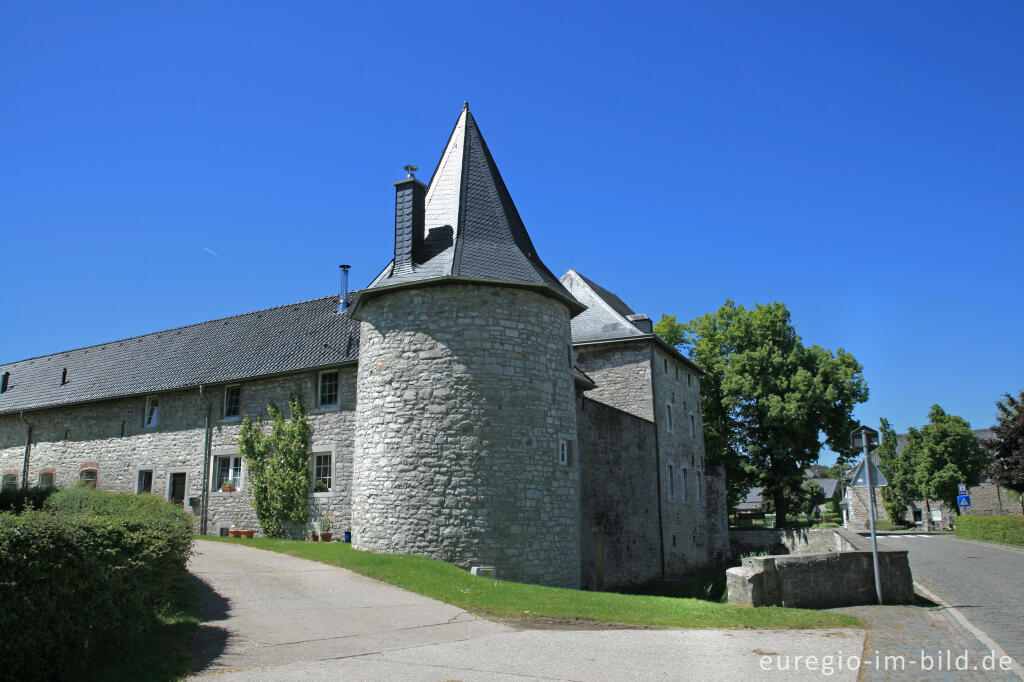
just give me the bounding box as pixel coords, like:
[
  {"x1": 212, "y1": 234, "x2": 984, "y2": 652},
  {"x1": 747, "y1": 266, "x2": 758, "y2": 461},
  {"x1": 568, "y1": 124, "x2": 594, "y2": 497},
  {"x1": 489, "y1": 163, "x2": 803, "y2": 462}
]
[
  {"x1": 463, "y1": 101, "x2": 469, "y2": 111},
  {"x1": 403, "y1": 164, "x2": 418, "y2": 179}
]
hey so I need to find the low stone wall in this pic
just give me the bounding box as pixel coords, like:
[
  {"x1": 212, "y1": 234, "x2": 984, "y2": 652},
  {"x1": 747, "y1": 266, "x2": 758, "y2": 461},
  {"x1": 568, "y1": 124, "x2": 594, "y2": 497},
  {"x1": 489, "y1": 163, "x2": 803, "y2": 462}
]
[
  {"x1": 727, "y1": 528, "x2": 915, "y2": 608},
  {"x1": 729, "y1": 528, "x2": 839, "y2": 558}
]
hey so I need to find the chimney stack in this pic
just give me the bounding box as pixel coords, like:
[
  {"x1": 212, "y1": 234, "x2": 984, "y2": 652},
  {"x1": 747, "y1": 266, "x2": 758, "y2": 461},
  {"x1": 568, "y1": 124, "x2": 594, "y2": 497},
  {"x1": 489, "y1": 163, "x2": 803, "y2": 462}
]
[
  {"x1": 626, "y1": 313, "x2": 653, "y2": 334},
  {"x1": 393, "y1": 165, "x2": 426, "y2": 273},
  {"x1": 338, "y1": 265, "x2": 351, "y2": 313}
]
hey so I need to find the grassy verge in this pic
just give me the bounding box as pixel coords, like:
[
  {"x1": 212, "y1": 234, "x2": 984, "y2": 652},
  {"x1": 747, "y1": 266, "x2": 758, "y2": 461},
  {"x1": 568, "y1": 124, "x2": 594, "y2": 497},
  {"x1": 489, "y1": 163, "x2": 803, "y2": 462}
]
[
  {"x1": 955, "y1": 515, "x2": 1024, "y2": 547},
  {"x1": 202, "y1": 536, "x2": 860, "y2": 630},
  {"x1": 92, "y1": 572, "x2": 198, "y2": 681}
]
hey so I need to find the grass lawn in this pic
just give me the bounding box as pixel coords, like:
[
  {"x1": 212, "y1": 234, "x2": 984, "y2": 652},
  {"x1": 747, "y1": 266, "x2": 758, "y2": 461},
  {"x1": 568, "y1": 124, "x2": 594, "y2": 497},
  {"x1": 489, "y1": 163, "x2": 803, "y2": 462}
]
[
  {"x1": 92, "y1": 572, "x2": 198, "y2": 681},
  {"x1": 203, "y1": 536, "x2": 860, "y2": 630}
]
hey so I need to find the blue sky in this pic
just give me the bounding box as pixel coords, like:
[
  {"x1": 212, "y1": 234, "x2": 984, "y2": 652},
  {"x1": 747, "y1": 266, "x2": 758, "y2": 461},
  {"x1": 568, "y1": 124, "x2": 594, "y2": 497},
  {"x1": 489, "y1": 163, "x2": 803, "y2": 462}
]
[{"x1": 3, "y1": 2, "x2": 1022, "y2": 463}]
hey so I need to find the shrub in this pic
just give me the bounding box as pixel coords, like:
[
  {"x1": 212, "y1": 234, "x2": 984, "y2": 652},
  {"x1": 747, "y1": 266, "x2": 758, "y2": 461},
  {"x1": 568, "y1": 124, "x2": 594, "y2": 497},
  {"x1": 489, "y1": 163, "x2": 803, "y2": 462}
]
[
  {"x1": 955, "y1": 515, "x2": 1024, "y2": 548},
  {"x1": 0, "y1": 488, "x2": 193, "y2": 680},
  {"x1": 0, "y1": 485, "x2": 56, "y2": 513}
]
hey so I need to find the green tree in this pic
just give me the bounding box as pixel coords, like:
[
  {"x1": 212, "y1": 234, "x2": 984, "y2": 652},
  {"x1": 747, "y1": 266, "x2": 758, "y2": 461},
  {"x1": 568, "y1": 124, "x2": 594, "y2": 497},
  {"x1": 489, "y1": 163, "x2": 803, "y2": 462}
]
[
  {"x1": 802, "y1": 479, "x2": 825, "y2": 517},
  {"x1": 238, "y1": 398, "x2": 312, "y2": 537},
  {"x1": 905, "y1": 405, "x2": 991, "y2": 517},
  {"x1": 877, "y1": 417, "x2": 917, "y2": 523},
  {"x1": 658, "y1": 300, "x2": 868, "y2": 524},
  {"x1": 984, "y1": 391, "x2": 1024, "y2": 513}
]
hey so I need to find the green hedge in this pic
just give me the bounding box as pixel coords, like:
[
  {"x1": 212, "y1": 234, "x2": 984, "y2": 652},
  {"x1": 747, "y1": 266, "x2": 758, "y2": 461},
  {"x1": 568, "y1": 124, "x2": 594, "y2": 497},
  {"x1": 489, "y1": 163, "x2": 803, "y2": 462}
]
[
  {"x1": 0, "y1": 485, "x2": 56, "y2": 513},
  {"x1": 0, "y1": 487, "x2": 193, "y2": 681},
  {"x1": 955, "y1": 515, "x2": 1024, "y2": 548}
]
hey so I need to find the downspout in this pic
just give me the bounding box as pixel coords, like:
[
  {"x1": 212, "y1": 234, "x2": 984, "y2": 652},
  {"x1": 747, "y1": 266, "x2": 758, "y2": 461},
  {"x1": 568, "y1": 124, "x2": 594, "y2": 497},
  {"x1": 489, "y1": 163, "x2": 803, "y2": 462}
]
[
  {"x1": 199, "y1": 386, "x2": 212, "y2": 536},
  {"x1": 649, "y1": 343, "x2": 666, "y2": 578},
  {"x1": 19, "y1": 411, "x2": 31, "y2": 489}
]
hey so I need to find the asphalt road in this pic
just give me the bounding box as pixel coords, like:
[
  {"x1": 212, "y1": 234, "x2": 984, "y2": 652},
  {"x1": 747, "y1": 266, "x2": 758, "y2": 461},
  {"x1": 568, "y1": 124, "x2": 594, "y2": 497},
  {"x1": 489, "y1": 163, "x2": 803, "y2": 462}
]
[
  {"x1": 871, "y1": 532, "x2": 1024, "y2": 669},
  {"x1": 188, "y1": 539, "x2": 864, "y2": 681}
]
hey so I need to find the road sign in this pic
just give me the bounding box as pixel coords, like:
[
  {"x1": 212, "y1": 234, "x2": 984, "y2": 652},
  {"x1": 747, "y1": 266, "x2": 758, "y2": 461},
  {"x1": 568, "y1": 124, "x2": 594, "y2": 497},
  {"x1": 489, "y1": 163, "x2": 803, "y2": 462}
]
[
  {"x1": 849, "y1": 457, "x2": 888, "y2": 487},
  {"x1": 957, "y1": 494, "x2": 971, "y2": 507},
  {"x1": 958, "y1": 483, "x2": 968, "y2": 494}
]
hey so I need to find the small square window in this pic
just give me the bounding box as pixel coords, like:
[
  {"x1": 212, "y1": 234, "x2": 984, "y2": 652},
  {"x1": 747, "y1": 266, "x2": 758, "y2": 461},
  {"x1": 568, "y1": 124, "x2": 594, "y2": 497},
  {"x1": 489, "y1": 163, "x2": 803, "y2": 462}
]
[
  {"x1": 558, "y1": 440, "x2": 570, "y2": 466},
  {"x1": 144, "y1": 397, "x2": 159, "y2": 428},
  {"x1": 223, "y1": 385, "x2": 241, "y2": 419},
  {"x1": 214, "y1": 456, "x2": 242, "y2": 491},
  {"x1": 80, "y1": 469, "x2": 98, "y2": 488},
  {"x1": 38, "y1": 471, "x2": 55, "y2": 488},
  {"x1": 137, "y1": 469, "x2": 154, "y2": 494},
  {"x1": 2, "y1": 474, "x2": 18, "y2": 491},
  {"x1": 318, "y1": 371, "x2": 339, "y2": 408},
  {"x1": 313, "y1": 452, "x2": 333, "y2": 492}
]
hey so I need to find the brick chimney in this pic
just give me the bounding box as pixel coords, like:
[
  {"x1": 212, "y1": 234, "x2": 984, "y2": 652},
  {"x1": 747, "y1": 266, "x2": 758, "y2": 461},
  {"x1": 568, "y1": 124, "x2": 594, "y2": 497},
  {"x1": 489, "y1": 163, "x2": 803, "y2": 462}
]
[{"x1": 393, "y1": 172, "x2": 427, "y2": 272}]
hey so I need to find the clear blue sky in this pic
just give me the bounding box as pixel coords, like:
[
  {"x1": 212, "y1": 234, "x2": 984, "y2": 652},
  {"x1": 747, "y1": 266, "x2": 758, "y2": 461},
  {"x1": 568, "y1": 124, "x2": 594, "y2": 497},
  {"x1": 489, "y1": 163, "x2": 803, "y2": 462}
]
[{"x1": 3, "y1": 2, "x2": 1022, "y2": 463}]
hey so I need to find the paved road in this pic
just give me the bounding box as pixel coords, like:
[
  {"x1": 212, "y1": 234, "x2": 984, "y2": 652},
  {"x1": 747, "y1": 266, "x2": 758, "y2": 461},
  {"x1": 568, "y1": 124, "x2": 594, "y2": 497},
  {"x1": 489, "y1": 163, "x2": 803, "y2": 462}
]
[
  {"x1": 871, "y1": 532, "x2": 1024, "y2": 669},
  {"x1": 188, "y1": 539, "x2": 863, "y2": 680}
]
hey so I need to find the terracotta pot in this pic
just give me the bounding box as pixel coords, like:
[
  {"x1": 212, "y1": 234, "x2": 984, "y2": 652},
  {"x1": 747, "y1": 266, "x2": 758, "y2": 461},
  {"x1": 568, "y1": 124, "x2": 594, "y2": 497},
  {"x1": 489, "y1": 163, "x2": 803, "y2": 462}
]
[
  {"x1": 222, "y1": 485, "x2": 236, "y2": 492},
  {"x1": 310, "y1": 533, "x2": 319, "y2": 542},
  {"x1": 241, "y1": 530, "x2": 255, "y2": 539},
  {"x1": 320, "y1": 532, "x2": 333, "y2": 542},
  {"x1": 228, "y1": 529, "x2": 242, "y2": 538}
]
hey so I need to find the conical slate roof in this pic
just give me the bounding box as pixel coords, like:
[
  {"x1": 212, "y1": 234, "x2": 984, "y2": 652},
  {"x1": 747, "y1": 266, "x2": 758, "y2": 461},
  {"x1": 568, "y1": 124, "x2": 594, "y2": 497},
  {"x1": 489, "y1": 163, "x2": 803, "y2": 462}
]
[{"x1": 355, "y1": 104, "x2": 583, "y2": 317}]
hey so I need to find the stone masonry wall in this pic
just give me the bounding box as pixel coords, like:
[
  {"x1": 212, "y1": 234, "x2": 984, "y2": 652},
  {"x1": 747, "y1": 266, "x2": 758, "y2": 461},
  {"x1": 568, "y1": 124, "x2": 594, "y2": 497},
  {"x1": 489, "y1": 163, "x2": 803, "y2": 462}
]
[
  {"x1": 352, "y1": 284, "x2": 581, "y2": 588},
  {"x1": 0, "y1": 368, "x2": 357, "y2": 538},
  {"x1": 576, "y1": 395, "x2": 660, "y2": 590},
  {"x1": 573, "y1": 342, "x2": 653, "y2": 421},
  {"x1": 845, "y1": 485, "x2": 889, "y2": 530}
]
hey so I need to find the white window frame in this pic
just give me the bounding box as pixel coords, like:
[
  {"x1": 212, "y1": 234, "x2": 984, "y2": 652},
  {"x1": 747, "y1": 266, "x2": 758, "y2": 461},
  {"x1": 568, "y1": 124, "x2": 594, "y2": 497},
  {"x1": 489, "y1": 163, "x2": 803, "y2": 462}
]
[
  {"x1": 312, "y1": 450, "x2": 334, "y2": 494},
  {"x1": 318, "y1": 370, "x2": 340, "y2": 409},
  {"x1": 212, "y1": 454, "x2": 243, "y2": 492},
  {"x1": 143, "y1": 396, "x2": 159, "y2": 428},
  {"x1": 136, "y1": 466, "x2": 155, "y2": 494},
  {"x1": 558, "y1": 439, "x2": 570, "y2": 466},
  {"x1": 666, "y1": 403, "x2": 673, "y2": 432},
  {"x1": 667, "y1": 464, "x2": 675, "y2": 501},
  {"x1": 222, "y1": 384, "x2": 241, "y2": 420}
]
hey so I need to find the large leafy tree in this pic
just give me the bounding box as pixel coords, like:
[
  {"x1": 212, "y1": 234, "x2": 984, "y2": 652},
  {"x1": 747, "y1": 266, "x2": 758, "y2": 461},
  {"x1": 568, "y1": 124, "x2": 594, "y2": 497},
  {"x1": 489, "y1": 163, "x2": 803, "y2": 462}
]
[
  {"x1": 656, "y1": 300, "x2": 868, "y2": 524},
  {"x1": 984, "y1": 391, "x2": 1024, "y2": 513},
  {"x1": 905, "y1": 405, "x2": 991, "y2": 516},
  {"x1": 877, "y1": 417, "x2": 917, "y2": 523},
  {"x1": 238, "y1": 398, "x2": 313, "y2": 537}
]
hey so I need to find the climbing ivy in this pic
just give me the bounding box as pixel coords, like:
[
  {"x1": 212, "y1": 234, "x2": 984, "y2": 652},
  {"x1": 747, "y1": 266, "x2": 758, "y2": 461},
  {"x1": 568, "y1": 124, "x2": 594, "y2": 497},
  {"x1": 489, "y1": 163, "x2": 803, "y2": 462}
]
[{"x1": 237, "y1": 398, "x2": 311, "y2": 537}]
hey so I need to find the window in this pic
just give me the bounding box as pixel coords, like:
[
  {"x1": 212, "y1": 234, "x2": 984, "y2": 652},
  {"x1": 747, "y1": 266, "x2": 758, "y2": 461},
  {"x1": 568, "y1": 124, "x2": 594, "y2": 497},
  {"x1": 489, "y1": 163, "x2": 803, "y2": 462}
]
[
  {"x1": 214, "y1": 456, "x2": 242, "y2": 491},
  {"x1": 675, "y1": 366, "x2": 679, "y2": 381},
  {"x1": 666, "y1": 404, "x2": 673, "y2": 432},
  {"x1": 223, "y1": 385, "x2": 241, "y2": 419},
  {"x1": 318, "y1": 371, "x2": 339, "y2": 408},
  {"x1": 696, "y1": 471, "x2": 702, "y2": 501},
  {"x1": 663, "y1": 358, "x2": 668, "y2": 375},
  {"x1": 690, "y1": 414, "x2": 696, "y2": 439},
  {"x1": 313, "y1": 452, "x2": 332, "y2": 492},
  {"x1": 144, "y1": 396, "x2": 159, "y2": 427},
  {"x1": 137, "y1": 469, "x2": 154, "y2": 494},
  {"x1": 39, "y1": 471, "x2": 55, "y2": 488},
  {"x1": 2, "y1": 473, "x2": 17, "y2": 491},
  {"x1": 681, "y1": 467, "x2": 688, "y2": 501},
  {"x1": 558, "y1": 440, "x2": 570, "y2": 466},
  {"x1": 687, "y1": 373, "x2": 693, "y2": 388},
  {"x1": 80, "y1": 469, "x2": 98, "y2": 488},
  {"x1": 667, "y1": 464, "x2": 675, "y2": 501}
]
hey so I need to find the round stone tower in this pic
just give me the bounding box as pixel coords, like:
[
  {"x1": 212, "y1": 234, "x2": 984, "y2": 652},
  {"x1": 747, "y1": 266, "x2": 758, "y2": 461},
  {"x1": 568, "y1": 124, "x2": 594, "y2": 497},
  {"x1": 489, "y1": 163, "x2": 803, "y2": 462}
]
[{"x1": 348, "y1": 105, "x2": 584, "y2": 587}]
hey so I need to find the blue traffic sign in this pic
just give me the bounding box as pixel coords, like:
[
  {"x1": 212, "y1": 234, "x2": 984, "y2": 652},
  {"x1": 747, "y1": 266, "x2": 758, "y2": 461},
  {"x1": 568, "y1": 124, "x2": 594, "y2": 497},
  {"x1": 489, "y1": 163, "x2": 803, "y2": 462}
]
[{"x1": 957, "y1": 494, "x2": 971, "y2": 507}]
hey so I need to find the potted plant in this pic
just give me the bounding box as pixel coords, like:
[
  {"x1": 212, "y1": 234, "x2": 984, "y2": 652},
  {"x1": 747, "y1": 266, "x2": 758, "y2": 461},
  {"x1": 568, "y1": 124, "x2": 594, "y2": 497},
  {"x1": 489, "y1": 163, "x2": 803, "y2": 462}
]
[
  {"x1": 221, "y1": 479, "x2": 236, "y2": 492},
  {"x1": 319, "y1": 514, "x2": 333, "y2": 542}
]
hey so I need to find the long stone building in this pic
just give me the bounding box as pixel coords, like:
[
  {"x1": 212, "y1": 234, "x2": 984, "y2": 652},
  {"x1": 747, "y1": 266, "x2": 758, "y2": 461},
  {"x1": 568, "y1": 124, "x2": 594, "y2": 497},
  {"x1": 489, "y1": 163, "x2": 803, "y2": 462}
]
[{"x1": 0, "y1": 104, "x2": 729, "y2": 589}]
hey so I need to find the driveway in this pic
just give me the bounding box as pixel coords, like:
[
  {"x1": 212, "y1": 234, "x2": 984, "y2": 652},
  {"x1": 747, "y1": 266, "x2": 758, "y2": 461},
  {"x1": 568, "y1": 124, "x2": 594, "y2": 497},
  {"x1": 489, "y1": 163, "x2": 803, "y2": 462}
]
[
  {"x1": 188, "y1": 539, "x2": 863, "y2": 680},
  {"x1": 871, "y1": 532, "x2": 1024, "y2": 669}
]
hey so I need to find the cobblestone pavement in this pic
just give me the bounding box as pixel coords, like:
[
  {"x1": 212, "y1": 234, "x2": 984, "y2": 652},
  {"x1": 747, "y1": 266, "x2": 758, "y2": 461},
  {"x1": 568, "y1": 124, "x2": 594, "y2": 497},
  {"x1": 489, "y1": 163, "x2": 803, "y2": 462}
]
[{"x1": 862, "y1": 532, "x2": 1023, "y2": 678}]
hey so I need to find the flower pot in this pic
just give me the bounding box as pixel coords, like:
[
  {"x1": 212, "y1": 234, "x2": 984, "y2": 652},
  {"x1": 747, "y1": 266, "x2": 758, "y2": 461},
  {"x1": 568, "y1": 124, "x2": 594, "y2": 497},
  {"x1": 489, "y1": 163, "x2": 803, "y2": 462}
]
[
  {"x1": 320, "y1": 532, "x2": 333, "y2": 542},
  {"x1": 222, "y1": 485, "x2": 236, "y2": 492},
  {"x1": 240, "y1": 530, "x2": 255, "y2": 539},
  {"x1": 310, "y1": 533, "x2": 319, "y2": 542},
  {"x1": 228, "y1": 529, "x2": 242, "y2": 538}
]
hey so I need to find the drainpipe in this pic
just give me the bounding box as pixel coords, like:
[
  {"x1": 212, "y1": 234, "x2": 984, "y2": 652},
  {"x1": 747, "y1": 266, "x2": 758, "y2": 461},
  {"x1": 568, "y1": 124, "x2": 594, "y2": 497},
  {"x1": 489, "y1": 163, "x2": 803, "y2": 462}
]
[
  {"x1": 19, "y1": 411, "x2": 31, "y2": 489},
  {"x1": 199, "y1": 387, "x2": 212, "y2": 536},
  {"x1": 649, "y1": 343, "x2": 666, "y2": 578}
]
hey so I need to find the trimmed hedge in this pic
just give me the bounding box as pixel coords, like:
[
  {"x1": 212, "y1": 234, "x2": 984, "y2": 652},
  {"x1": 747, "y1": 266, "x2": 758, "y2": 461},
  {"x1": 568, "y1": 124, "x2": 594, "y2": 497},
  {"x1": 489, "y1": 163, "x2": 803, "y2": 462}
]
[
  {"x1": 0, "y1": 487, "x2": 193, "y2": 681},
  {"x1": 0, "y1": 485, "x2": 56, "y2": 513},
  {"x1": 955, "y1": 515, "x2": 1024, "y2": 548}
]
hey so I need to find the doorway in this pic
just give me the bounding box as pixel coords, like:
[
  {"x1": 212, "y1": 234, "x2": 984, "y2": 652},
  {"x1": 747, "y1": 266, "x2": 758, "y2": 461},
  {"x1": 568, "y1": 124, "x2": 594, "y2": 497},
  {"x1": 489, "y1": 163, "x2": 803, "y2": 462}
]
[{"x1": 169, "y1": 472, "x2": 186, "y2": 507}]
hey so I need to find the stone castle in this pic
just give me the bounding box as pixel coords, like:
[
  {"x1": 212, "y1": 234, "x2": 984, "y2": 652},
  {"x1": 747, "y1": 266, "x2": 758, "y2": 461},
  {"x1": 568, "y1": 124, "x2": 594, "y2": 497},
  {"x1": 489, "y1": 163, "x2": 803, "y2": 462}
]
[{"x1": 0, "y1": 105, "x2": 729, "y2": 588}]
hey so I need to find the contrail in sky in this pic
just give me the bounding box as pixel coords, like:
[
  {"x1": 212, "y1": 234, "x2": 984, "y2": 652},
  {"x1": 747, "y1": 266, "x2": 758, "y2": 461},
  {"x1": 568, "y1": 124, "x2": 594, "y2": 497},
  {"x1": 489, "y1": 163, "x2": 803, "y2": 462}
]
[{"x1": 203, "y1": 247, "x2": 226, "y2": 260}]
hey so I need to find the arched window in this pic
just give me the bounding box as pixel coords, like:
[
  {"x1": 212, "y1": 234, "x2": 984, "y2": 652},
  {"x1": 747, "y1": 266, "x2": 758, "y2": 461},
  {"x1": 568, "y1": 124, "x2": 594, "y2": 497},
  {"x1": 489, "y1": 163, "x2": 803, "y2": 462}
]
[
  {"x1": 2, "y1": 470, "x2": 18, "y2": 491},
  {"x1": 79, "y1": 462, "x2": 100, "y2": 489}
]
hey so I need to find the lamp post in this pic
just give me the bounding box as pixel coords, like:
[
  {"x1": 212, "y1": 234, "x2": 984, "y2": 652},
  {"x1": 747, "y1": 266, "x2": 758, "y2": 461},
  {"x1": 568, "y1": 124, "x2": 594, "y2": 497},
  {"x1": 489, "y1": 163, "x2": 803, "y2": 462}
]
[{"x1": 851, "y1": 424, "x2": 883, "y2": 604}]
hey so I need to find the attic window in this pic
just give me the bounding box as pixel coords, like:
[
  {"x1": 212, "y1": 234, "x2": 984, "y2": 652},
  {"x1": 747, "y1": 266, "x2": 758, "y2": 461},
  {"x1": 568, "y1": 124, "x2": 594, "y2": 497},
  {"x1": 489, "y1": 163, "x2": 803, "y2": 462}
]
[
  {"x1": 223, "y1": 385, "x2": 241, "y2": 419},
  {"x1": 144, "y1": 397, "x2": 159, "y2": 428}
]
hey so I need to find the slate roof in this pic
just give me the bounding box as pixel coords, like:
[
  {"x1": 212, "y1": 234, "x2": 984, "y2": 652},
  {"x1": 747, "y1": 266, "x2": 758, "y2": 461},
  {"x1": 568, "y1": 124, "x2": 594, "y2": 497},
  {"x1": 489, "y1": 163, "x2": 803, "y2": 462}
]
[
  {"x1": 0, "y1": 295, "x2": 358, "y2": 415},
  {"x1": 560, "y1": 269, "x2": 646, "y2": 343},
  {"x1": 357, "y1": 103, "x2": 583, "y2": 317},
  {"x1": 810, "y1": 477, "x2": 840, "y2": 498},
  {"x1": 736, "y1": 487, "x2": 764, "y2": 511}
]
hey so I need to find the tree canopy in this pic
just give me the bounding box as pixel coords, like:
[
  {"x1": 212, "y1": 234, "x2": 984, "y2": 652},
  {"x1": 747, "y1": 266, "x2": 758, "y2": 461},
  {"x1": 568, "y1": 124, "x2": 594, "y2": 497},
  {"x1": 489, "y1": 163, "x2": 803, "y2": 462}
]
[
  {"x1": 904, "y1": 405, "x2": 991, "y2": 515},
  {"x1": 877, "y1": 417, "x2": 918, "y2": 522},
  {"x1": 985, "y1": 390, "x2": 1024, "y2": 495},
  {"x1": 656, "y1": 300, "x2": 868, "y2": 523}
]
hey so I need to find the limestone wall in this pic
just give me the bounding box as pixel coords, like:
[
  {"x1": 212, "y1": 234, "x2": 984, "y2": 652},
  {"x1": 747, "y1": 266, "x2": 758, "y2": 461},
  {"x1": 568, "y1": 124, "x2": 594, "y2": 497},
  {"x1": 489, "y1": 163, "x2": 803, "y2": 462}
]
[
  {"x1": 0, "y1": 368, "x2": 357, "y2": 538},
  {"x1": 352, "y1": 284, "x2": 580, "y2": 588},
  {"x1": 573, "y1": 342, "x2": 653, "y2": 420},
  {"x1": 730, "y1": 527, "x2": 840, "y2": 558}
]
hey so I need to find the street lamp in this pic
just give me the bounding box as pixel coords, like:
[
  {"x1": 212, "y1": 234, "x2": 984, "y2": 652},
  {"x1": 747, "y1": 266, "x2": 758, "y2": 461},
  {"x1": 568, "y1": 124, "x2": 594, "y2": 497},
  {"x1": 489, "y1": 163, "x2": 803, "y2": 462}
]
[{"x1": 850, "y1": 424, "x2": 883, "y2": 604}]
